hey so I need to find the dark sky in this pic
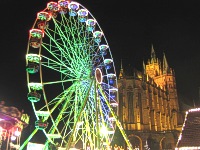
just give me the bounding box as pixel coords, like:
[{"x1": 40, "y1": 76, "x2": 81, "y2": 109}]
[{"x1": 1, "y1": 0, "x2": 200, "y2": 142}]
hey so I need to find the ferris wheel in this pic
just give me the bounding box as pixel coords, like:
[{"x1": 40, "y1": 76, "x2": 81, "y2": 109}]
[{"x1": 24, "y1": 1, "x2": 121, "y2": 149}]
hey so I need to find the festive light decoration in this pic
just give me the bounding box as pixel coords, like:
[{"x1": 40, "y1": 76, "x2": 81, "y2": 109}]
[{"x1": 176, "y1": 108, "x2": 200, "y2": 149}]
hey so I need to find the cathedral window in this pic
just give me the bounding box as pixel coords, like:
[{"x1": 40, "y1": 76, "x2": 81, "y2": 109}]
[{"x1": 127, "y1": 92, "x2": 134, "y2": 122}]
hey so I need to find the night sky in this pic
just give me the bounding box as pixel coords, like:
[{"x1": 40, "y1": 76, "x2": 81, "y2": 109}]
[{"x1": 1, "y1": 0, "x2": 200, "y2": 144}]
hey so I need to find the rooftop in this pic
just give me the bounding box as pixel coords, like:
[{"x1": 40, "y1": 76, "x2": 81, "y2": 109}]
[{"x1": 176, "y1": 108, "x2": 200, "y2": 149}]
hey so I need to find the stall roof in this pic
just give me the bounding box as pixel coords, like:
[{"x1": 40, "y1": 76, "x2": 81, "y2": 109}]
[{"x1": 176, "y1": 108, "x2": 200, "y2": 148}]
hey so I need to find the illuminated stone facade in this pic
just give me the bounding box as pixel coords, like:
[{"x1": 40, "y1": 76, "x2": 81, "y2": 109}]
[{"x1": 118, "y1": 46, "x2": 184, "y2": 150}]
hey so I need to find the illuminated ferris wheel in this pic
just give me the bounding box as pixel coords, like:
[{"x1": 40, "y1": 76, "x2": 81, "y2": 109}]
[{"x1": 24, "y1": 1, "x2": 122, "y2": 149}]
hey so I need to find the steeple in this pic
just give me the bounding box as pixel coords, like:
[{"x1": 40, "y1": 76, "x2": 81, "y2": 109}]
[
  {"x1": 151, "y1": 44, "x2": 157, "y2": 63},
  {"x1": 163, "y1": 52, "x2": 169, "y2": 74},
  {"x1": 143, "y1": 60, "x2": 146, "y2": 74},
  {"x1": 119, "y1": 59, "x2": 124, "y2": 79}
]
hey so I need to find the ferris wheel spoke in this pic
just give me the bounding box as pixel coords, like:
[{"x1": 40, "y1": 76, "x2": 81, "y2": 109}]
[
  {"x1": 42, "y1": 78, "x2": 82, "y2": 85},
  {"x1": 61, "y1": 14, "x2": 86, "y2": 45},
  {"x1": 54, "y1": 79, "x2": 95, "y2": 148},
  {"x1": 44, "y1": 28, "x2": 85, "y2": 64},
  {"x1": 45, "y1": 17, "x2": 97, "y2": 66},
  {"x1": 43, "y1": 30, "x2": 93, "y2": 78},
  {"x1": 41, "y1": 42, "x2": 70, "y2": 67},
  {"x1": 55, "y1": 15, "x2": 97, "y2": 63},
  {"x1": 36, "y1": 83, "x2": 83, "y2": 146},
  {"x1": 42, "y1": 30, "x2": 73, "y2": 64},
  {"x1": 41, "y1": 55, "x2": 74, "y2": 76},
  {"x1": 34, "y1": 82, "x2": 76, "y2": 115},
  {"x1": 47, "y1": 80, "x2": 92, "y2": 123},
  {"x1": 51, "y1": 16, "x2": 93, "y2": 61},
  {"x1": 41, "y1": 52, "x2": 90, "y2": 79}
]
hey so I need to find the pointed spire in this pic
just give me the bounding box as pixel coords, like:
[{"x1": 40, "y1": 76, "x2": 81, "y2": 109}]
[
  {"x1": 151, "y1": 44, "x2": 156, "y2": 63},
  {"x1": 163, "y1": 52, "x2": 169, "y2": 74},
  {"x1": 119, "y1": 59, "x2": 124, "y2": 79},
  {"x1": 143, "y1": 60, "x2": 146, "y2": 74},
  {"x1": 159, "y1": 60, "x2": 162, "y2": 75}
]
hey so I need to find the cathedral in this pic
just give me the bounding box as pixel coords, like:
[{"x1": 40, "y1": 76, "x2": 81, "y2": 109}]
[{"x1": 117, "y1": 46, "x2": 185, "y2": 149}]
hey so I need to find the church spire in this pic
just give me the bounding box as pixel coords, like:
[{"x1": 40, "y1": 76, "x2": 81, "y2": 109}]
[
  {"x1": 119, "y1": 59, "x2": 124, "y2": 79},
  {"x1": 163, "y1": 52, "x2": 169, "y2": 74},
  {"x1": 151, "y1": 44, "x2": 156, "y2": 63},
  {"x1": 143, "y1": 60, "x2": 146, "y2": 74}
]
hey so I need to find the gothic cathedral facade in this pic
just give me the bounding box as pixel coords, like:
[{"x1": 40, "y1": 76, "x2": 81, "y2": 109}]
[{"x1": 118, "y1": 46, "x2": 184, "y2": 150}]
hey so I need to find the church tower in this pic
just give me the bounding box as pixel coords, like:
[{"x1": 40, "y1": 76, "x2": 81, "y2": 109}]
[
  {"x1": 145, "y1": 45, "x2": 161, "y2": 78},
  {"x1": 145, "y1": 46, "x2": 179, "y2": 128}
]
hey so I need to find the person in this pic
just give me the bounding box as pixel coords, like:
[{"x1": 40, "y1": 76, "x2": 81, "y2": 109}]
[
  {"x1": 114, "y1": 144, "x2": 119, "y2": 150},
  {"x1": 106, "y1": 145, "x2": 112, "y2": 150},
  {"x1": 86, "y1": 143, "x2": 90, "y2": 150}
]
